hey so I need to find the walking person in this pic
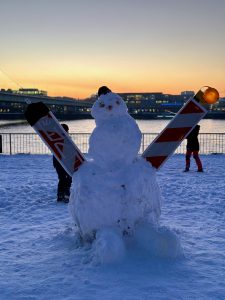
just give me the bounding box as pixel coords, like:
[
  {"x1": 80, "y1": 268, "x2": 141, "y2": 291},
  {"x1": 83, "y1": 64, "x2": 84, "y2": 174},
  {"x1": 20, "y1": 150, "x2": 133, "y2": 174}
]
[
  {"x1": 53, "y1": 123, "x2": 72, "y2": 203},
  {"x1": 184, "y1": 124, "x2": 203, "y2": 172}
]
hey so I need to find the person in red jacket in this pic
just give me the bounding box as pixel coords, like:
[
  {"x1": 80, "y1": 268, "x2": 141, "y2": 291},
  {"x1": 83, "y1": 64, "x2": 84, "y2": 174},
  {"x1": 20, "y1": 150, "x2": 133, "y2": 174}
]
[{"x1": 184, "y1": 125, "x2": 203, "y2": 172}]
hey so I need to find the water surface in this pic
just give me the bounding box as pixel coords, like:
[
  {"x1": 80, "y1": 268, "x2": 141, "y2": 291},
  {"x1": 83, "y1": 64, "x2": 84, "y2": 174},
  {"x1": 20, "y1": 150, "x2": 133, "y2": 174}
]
[{"x1": 1, "y1": 119, "x2": 225, "y2": 134}]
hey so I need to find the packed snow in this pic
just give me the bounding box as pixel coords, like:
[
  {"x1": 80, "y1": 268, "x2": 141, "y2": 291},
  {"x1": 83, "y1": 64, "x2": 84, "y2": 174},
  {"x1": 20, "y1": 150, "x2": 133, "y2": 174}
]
[
  {"x1": 70, "y1": 92, "x2": 163, "y2": 259},
  {"x1": 1, "y1": 153, "x2": 225, "y2": 299}
]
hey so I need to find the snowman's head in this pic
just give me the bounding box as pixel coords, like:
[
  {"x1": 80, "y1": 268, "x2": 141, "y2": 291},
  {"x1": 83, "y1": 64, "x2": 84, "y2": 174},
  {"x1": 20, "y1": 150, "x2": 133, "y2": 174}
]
[{"x1": 91, "y1": 92, "x2": 128, "y2": 125}]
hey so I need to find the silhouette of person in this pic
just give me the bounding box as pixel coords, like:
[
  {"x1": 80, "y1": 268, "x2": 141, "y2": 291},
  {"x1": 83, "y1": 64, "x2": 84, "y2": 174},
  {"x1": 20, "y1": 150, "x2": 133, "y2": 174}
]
[
  {"x1": 53, "y1": 123, "x2": 72, "y2": 203},
  {"x1": 184, "y1": 124, "x2": 203, "y2": 172}
]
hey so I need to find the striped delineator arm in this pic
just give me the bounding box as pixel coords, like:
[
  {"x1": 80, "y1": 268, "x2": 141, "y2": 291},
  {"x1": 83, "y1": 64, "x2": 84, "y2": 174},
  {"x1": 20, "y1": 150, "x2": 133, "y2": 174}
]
[
  {"x1": 142, "y1": 97, "x2": 208, "y2": 169},
  {"x1": 25, "y1": 102, "x2": 85, "y2": 176}
]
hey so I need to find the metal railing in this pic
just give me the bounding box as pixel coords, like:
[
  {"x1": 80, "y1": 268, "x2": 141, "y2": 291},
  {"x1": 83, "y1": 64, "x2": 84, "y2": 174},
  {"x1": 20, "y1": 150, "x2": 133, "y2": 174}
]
[{"x1": 0, "y1": 133, "x2": 224, "y2": 155}]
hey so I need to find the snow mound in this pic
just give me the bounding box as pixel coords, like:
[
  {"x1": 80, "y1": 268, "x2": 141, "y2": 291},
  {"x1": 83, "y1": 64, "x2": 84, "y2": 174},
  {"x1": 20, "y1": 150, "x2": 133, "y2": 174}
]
[
  {"x1": 69, "y1": 157, "x2": 161, "y2": 237},
  {"x1": 92, "y1": 227, "x2": 126, "y2": 264},
  {"x1": 134, "y1": 223, "x2": 183, "y2": 259}
]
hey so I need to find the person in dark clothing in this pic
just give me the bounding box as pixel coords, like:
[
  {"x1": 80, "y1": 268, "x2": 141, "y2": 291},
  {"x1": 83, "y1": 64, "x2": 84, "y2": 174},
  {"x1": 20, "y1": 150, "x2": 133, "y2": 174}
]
[
  {"x1": 184, "y1": 124, "x2": 203, "y2": 172},
  {"x1": 53, "y1": 123, "x2": 72, "y2": 203}
]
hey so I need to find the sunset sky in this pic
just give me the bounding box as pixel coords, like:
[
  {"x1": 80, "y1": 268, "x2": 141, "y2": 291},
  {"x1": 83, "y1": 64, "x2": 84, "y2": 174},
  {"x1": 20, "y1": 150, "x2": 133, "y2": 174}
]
[{"x1": 0, "y1": 0, "x2": 225, "y2": 99}]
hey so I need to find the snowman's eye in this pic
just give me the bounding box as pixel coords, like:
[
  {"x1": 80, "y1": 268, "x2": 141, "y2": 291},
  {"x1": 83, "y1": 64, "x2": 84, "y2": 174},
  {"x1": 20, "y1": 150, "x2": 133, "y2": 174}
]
[
  {"x1": 116, "y1": 100, "x2": 120, "y2": 105},
  {"x1": 99, "y1": 102, "x2": 105, "y2": 108}
]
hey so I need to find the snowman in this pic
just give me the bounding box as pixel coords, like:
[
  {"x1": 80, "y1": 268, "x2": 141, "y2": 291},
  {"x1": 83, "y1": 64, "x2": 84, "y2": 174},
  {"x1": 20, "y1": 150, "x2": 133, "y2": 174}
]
[{"x1": 69, "y1": 87, "x2": 181, "y2": 262}]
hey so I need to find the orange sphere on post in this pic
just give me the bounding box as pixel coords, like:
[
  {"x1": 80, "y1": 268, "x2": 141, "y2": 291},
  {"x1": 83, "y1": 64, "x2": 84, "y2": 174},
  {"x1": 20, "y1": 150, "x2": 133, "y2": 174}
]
[{"x1": 203, "y1": 87, "x2": 219, "y2": 104}]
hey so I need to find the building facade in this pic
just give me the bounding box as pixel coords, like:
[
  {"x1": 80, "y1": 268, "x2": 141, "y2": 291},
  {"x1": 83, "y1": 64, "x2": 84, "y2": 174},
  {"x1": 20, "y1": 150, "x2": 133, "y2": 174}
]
[
  {"x1": 0, "y1": 89, "x2": 93, "y2": 120},
  {"x1": 0, "y1": 88, "x2": 224, "y2": 120}
]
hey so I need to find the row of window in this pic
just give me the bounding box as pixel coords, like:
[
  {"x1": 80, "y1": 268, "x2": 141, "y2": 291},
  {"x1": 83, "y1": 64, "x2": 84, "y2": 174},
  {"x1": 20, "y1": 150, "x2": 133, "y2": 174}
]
[
  {"x1": 0, "y1": 101, "x2": 92, "y2": 114},
  {"x1": 0, "y1": 108, "x2": 10, "y2": 112},
  {"x1": 1, "y1": 100, "x2": 225, "y2": 115}
]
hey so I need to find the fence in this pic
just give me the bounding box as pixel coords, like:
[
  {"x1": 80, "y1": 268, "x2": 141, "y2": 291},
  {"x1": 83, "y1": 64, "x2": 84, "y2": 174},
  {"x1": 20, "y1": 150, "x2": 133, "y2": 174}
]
[{"x1": 0, "y1": 133, "x2": 225, "y2": 155}]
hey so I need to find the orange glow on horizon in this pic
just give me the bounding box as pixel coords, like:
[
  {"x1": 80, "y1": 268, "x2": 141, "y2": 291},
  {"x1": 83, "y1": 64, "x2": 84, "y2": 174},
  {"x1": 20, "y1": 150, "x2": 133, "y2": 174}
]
[
  {"x1": 0, "y1": 80, "x2": 224, "y2": 100},
  {"x1": 1, "y1": 70, "x2": 224, "y2": 99}
]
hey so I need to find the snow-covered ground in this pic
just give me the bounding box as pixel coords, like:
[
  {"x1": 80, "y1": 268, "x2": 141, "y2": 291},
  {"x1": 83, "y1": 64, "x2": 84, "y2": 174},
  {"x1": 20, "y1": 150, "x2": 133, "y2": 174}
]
[{"x1": 0, "y1": 154, "x2": 225, "y2": 300}]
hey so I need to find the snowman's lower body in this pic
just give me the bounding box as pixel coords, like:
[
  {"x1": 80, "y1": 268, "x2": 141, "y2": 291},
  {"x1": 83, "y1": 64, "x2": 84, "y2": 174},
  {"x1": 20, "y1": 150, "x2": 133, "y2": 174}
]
[
  {"x1": 69, "y1": 157, "x2": 161, "y2": 239},
  {"x1": 91, "y1": 223, "x2": 183, "y2": 263},
  {"x1": 69, "y1": 159, "x2": 183, "y2": 261}
]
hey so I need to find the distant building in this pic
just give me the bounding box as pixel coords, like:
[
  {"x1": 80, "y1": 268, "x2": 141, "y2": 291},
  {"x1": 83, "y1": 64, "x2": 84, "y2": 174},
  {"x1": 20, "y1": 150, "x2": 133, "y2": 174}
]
[
  {"x1": 0, "y1": 88, "x2": 224, "y2": 120},
  {"x1": 13, "y1": 88, "x2": 47, "y2": 96},
  {"x1": 118, "y1": 92, "x2": 188, "y2": 117},
  {"x1": 211, "y1": 97, "x2": 225, "y2": 112},
  {"x1": 181, "y1": 91, "x2": 195, "y2": 97},
  {"x1": 0, "y1": 88, "x2": 92, "y2": 120}
]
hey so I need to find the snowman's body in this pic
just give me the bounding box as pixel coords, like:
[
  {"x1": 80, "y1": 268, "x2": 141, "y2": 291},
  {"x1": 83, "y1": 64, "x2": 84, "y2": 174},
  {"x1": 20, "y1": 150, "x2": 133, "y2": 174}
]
[{"x1": 69, "y1": 92, "x2": 161, "y2": 239}]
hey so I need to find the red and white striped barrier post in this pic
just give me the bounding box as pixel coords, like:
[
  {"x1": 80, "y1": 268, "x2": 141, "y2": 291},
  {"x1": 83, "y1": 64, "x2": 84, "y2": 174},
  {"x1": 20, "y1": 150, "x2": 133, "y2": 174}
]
[
  {"x1": 25, "y1": 102, "x2": 85, "y2": 176},
  {"x1": 142, "y1": 86, "x2": 220, "y2": 169}
]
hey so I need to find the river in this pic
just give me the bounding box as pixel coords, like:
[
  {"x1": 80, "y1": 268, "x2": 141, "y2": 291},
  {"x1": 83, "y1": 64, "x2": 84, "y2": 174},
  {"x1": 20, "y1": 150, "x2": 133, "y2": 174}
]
[{"x1": 0, "y1": 119, "x2": 225, "y2": 133}]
